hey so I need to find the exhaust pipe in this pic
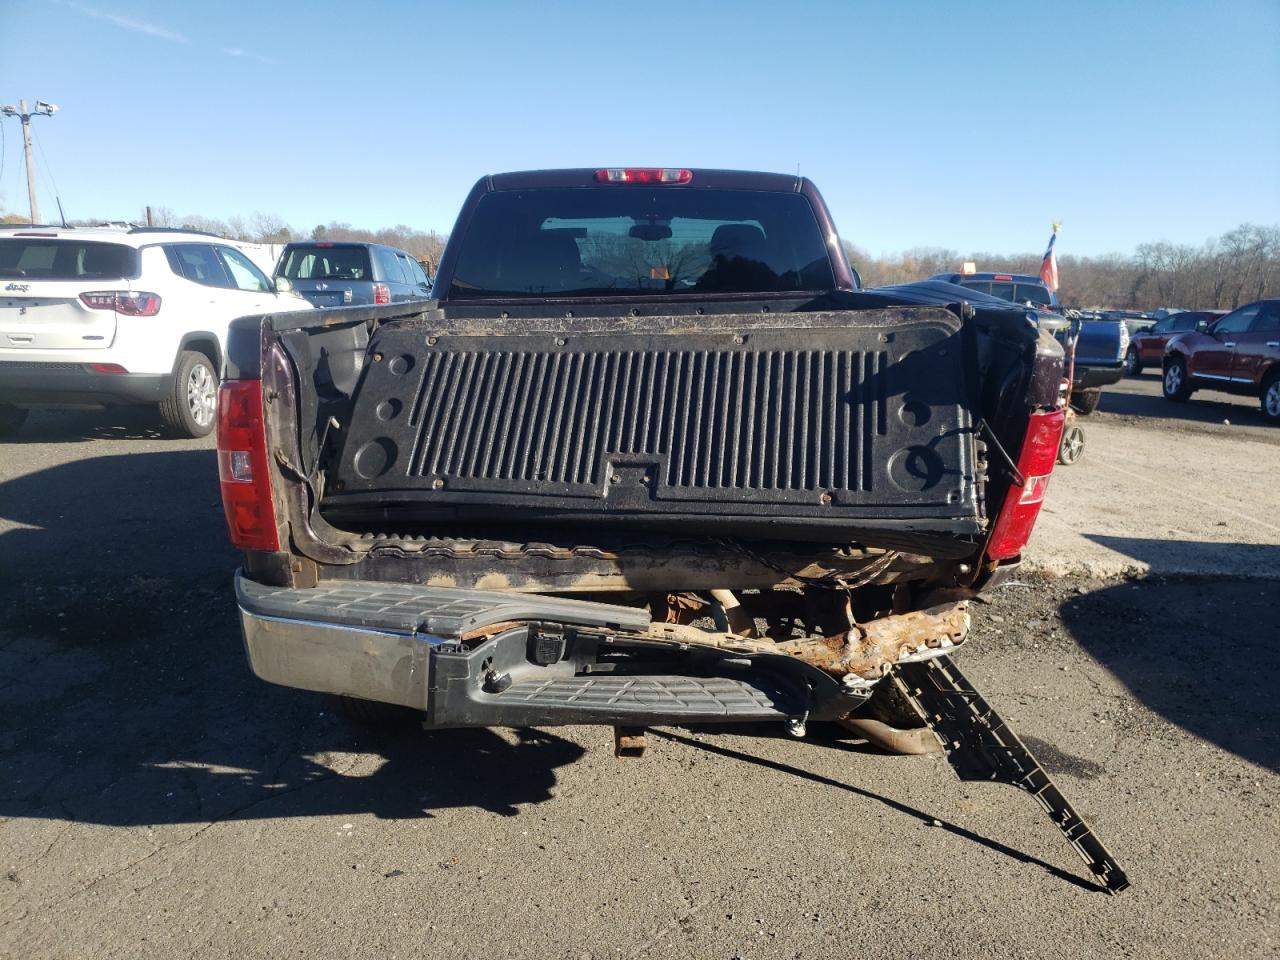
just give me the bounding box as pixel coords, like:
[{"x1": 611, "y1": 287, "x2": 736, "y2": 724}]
[{"x1": 837, "y1": 716, "x2": 941, "y2": 755}]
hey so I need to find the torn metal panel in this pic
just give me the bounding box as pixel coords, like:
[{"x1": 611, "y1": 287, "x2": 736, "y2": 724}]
[
  {"x1": 773, "y1": 602, "x2": 970, "y2": 679},
  {"x1": 601, "y1": 601, "x2": 970, "y2": 682}
]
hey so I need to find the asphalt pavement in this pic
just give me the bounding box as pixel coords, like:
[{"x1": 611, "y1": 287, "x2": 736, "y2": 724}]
[{"x1": 0, "y1": 398, "x2": 1276, "y2": 960}]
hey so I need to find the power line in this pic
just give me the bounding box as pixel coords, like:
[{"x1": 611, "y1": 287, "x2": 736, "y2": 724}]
[
  {"x1": 0, "y1": 99, "x2": 59, "y2": 223},
  {"x1": 29, "y1": 126, "x2": 62, "y2": 203}
]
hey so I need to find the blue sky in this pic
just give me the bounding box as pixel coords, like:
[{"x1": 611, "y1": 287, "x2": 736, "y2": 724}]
[{"x1": 1, "y1": 0, "x2": 1277, "y2": 256}]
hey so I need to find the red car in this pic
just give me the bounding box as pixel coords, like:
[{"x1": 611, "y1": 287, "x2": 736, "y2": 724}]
[
  {"x1": 1163, "y1": 299, "x2": 1280, "y2": 422},
  {"x1": 1125, "y1": 310, "x2": 1224, "y2": 375}
]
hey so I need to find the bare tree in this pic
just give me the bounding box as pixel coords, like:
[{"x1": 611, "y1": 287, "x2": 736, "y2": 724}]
[{"x1": 845, "y1": 224, "x2": 1280, "y2": 310}]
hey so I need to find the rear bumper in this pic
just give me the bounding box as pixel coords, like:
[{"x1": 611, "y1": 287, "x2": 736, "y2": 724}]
[
  {"x1": 235, "y1": 572, "x2": 967, "y2": 728},
  {"x1": 0, "y1": 361, "x2": 170, "y2": 406},
  {"x1": 1072, "y1": 363, "x2": 1124, "y2": 390}
]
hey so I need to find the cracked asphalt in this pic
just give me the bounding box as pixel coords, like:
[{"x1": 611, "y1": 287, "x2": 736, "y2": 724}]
[{"x1": 1, "y1": 406, "x2": 1277, "y2": 960}]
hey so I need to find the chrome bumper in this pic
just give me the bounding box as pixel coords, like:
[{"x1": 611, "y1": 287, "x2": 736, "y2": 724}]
[
  {"x1": 234, "y1": 571, "x2": 650, "y2": 712},
  {"x1": 234, "y1": 572, "x2": 958, "y2": 728},
  {"x1": 239, "y1": 605, "x2": 435, "y2": 710}
]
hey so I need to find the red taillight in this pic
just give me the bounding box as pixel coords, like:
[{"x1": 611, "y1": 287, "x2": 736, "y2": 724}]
[
  {"x1": 90, "y1": 363, "x2": 129, "y2": 374},
  {"x1": 79, "y1": 291, "x2": 162, "y2": 316},
  {"x1": 216, "y1": 380, "x2": 280, "y2": 551},
  {"x1": 595, "y1": 168, "x2": 693, "y2": 184},
  {"x1": 373, "y1": 283, "x2": 391, "y2": 304},
  {"x1": 985, "y1": 408, "x2": 1065, "y2": 562}
]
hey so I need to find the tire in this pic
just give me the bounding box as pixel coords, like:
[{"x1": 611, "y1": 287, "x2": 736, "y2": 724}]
[
  {"x1": 1124, "y1": 346, "x2": 1142, "y2": 376},
  {"x1": 1070, "y1": 389, "x2": 1101, "y2": 415},
  {"x1": 1163, "y1": 357, "x2": 1193, "y2": 402},
  {"x1": 1058, "y1": 422, "x2": 1085, "y2": 465},
  {"x1": 159, "y1": 350, "x2": 217, "y2": 438},
  {"x1": 328, "y1": 694, "x2": 422, "y2": 728},
  {"x1": 0, "y1": 404, "x2": 28, "y2": 437},
  {"x1": 1261, "y1": 371, "x2": 1280, "y2": 424}
]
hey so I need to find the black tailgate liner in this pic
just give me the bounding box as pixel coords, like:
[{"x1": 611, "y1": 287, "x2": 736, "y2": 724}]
[{"x1": 322, "y1": 308, "x2": 980, "y2": 537}]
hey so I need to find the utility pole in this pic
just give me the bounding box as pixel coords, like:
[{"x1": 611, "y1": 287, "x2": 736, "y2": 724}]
[{"x1": 1, "y1": 99, "x2": 59, "y2": 224}]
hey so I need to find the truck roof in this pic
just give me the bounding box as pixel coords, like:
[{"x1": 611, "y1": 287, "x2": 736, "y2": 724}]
[
  {"x1": 483, "y1": 168, "x2": 806, "y2": 192},
  {"x1": 931, "y1": 272, "x2": 1047, "y2": 285},
  {"x1": 0, "y1": 225, "x2": 237, "y2": 247}
]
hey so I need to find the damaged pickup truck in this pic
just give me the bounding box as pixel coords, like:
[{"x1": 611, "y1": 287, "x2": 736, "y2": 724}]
[{"x1": 219, "y1": 168, "x2": 1128, "y2": 892}]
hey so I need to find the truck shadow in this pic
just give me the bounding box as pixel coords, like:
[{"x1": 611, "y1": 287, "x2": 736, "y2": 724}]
[
  {"x1": 0, "y1": 449, "x2": 233, "y2": 580},
  {"x1": 0, "y1": 574, "x2": 586, "y2": 825},
  {"x1": 1098, "y1": 380, "x2": 1270, "y2": 429},
  {"x1": 651, "y1": 729, "x2": 1099, "y2": 892},
  {"x1": 1083, "y1": 533, "x2": 1280, "y2": 580},
  {"x1": 1059, "y1": 567, "x2": 1279, "y2": 774},
  {"x1": 0, "y1": 450, "x2": 586, "y2": 824},
  {"x1": 0, "y1": 557, "x2": 1100, "y2": 893},
  {"x1": 2, "y1": 407, "x2": 174, "y2": 444}
]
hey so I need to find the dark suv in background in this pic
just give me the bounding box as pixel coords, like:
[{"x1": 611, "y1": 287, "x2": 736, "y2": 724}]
[{"x1": 273, "y1": 241, "x2": 432, "y2": 307}]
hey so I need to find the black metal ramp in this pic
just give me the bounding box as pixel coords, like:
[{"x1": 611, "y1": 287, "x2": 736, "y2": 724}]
[{"x1": 895, "y1": 656, "x2": 1131, "y2": 895}]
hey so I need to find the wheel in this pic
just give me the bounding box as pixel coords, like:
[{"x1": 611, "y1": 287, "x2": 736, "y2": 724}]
[
  {"x1": 1124, "y1": 346, "x2": 1142, "y2": 376},
  {"x1": 1070, "y1": 389, "x2": 1101, "y2": 415},
  {"x1": 159, "y1": 350, "x2": 217, "y2": 437},
  {"x1": 0, "y1": 404, "x2": 28, "y2": 437},
  {"x1": 328, "y1": 694, "x2": 422, "y2": 728},
  {"x1": 1262, "y1": 371, "x2": 1280, "y2": 424},
  {"x1": 1163, "y1": 357, "x2": 1193, "y2": 402},
  {"x1": 1058, "y1": 422, "x2": 1085, "y2": 464}
]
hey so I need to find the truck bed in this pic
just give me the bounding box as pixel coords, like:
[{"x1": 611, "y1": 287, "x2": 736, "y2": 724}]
[{"x1": 319, "y1": 306, "x2": 983, "y2": 541}]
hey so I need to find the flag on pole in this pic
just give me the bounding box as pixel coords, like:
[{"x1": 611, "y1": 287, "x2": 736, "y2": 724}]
[{"x1": 1039, "y1": 222, "x2": 1061, "y2": 292}]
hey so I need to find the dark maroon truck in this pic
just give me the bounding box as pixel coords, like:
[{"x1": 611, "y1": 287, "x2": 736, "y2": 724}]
[{"x1": 217, "y1": 168, "x2": 1127, "y2": 891}]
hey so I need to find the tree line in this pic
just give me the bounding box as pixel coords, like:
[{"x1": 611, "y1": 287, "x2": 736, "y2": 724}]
[
  {"x1": 4, "y1": 202, "x2": 1276, "y2": 309},
  {"x1": 845, "y1": 223, "x2": 1280, "y2": 311},
  {"x1": 136, "y1": 208, "x2": 450, "y2": 267}
]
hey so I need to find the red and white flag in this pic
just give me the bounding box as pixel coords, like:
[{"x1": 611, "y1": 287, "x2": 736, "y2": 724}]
[{"x1": 1039, "y1": 222, "x2": 1061, "y2": 292}]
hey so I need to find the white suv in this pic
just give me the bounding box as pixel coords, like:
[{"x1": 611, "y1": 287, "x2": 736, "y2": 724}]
[{"x1": 0, "y1": 226, "x2": 314, "y2": 437}]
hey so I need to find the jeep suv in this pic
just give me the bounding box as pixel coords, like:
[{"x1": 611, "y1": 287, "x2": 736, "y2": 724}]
[{"x1": 0, "y1": 226, "x2": 314, "y2": 437}]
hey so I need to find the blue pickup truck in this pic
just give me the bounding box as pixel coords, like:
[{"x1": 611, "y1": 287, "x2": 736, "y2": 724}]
[{"x1": 930, "y1": 272, "x2": 1127, "y2": 413}]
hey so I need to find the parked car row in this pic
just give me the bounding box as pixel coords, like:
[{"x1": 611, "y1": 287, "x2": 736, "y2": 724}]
[{"x1": 0, "y1": 227, "x2": 433, "y2": 437}]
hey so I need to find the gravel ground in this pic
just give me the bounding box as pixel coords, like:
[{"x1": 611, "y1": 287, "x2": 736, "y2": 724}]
[
  {"x1": 0, "y1": 403, "x2": 1277, "y2": 960},
  {"x1": 1025, "y1": 372, "x2": 1280, "y2": 579}
]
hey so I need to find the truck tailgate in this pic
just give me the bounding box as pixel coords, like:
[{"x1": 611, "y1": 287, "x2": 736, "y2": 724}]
[{"x1": 320, "y1": 307, "x2": 981, "y2": 538}]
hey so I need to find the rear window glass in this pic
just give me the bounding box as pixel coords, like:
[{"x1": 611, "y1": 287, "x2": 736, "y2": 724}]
[
  {"x1": 0, "y1": 239, "x2": 135, "y2": 280},
  {"x1": 279, "y1": 245, "x2": 371, "y2": 281},
  {"x1": 446, "y1": 188, "x2": 835, "y2": 298},
  {"x1": 1014, "y1": 283, "x2": 1052, "y2": 306},
  {"x1": 972, "y1": 280, "x2": 1052, "y2": 306}
]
